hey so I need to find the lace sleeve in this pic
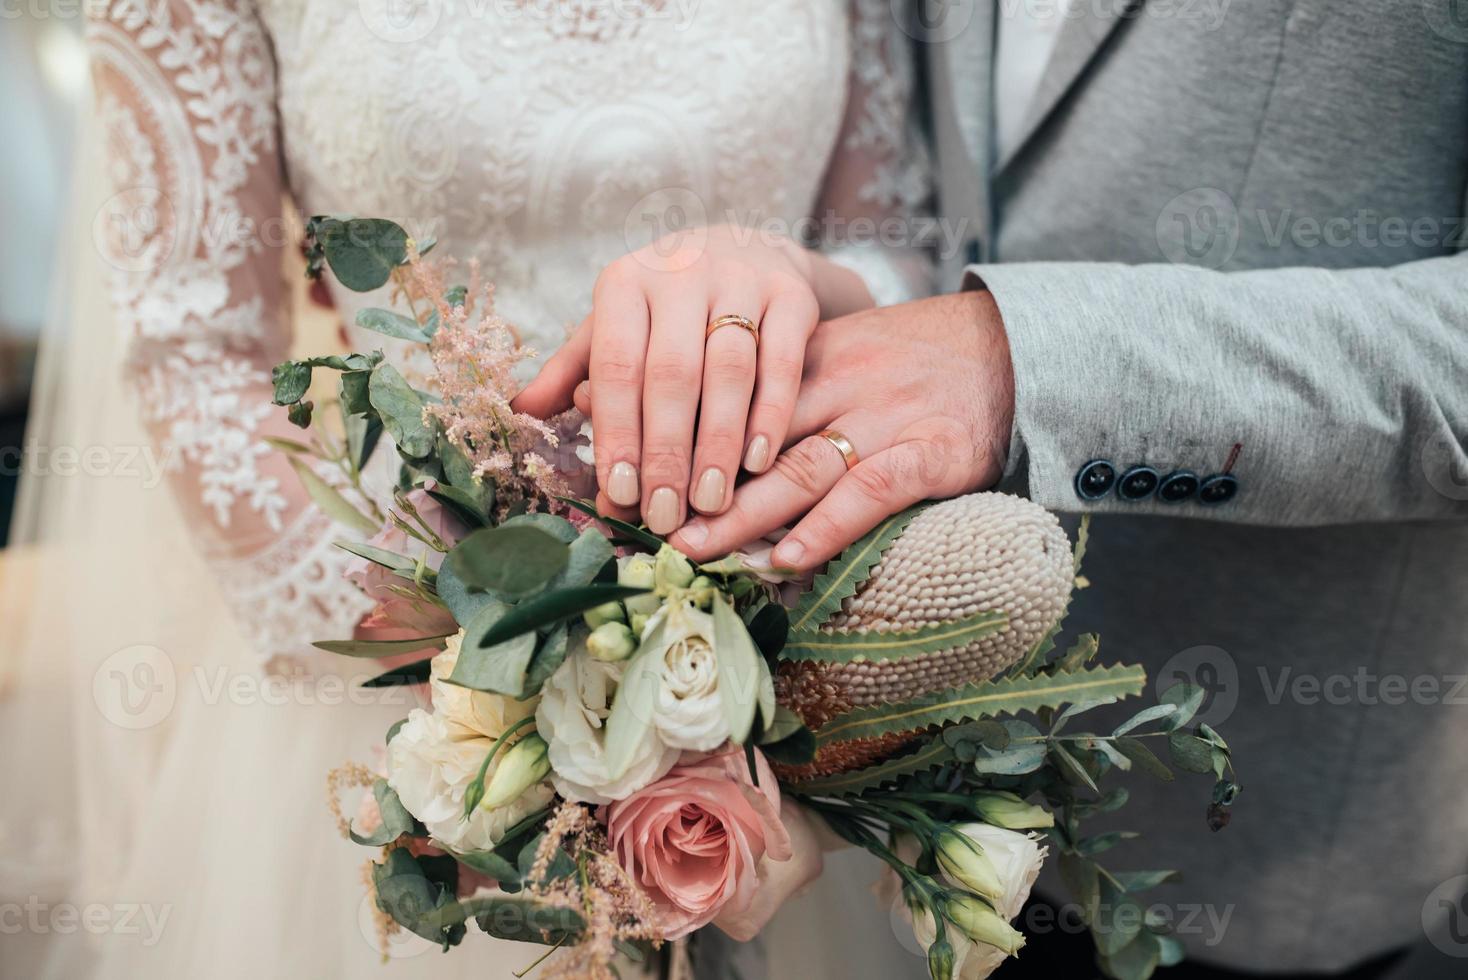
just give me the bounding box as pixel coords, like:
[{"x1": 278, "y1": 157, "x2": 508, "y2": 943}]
[
  {"x1": 87, "y1": 0, "x2": 371, "y2": 668},
  {"x1": 815, "y1": 0, "x2": 936, "y2": 307}
]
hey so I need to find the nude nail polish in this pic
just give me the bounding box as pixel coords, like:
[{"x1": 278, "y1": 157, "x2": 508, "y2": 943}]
[
  {"x1": 608, "y1": 461, "x2": 639, "y2": 506},
  {"x1": 744, "y1": 435, "x2": 770, "y2": 472},
  {"x1": 692, "y1": 468, "x2": 726, "y2": 513},
  {"x1": 648, "y1": 487, "x2": 680, "y2": 534}
]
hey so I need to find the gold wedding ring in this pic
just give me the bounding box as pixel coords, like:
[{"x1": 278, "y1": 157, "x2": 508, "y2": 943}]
[
  {"x1": 817, "y1": 429, "x2": 859, "y2": 471},
  {"x1": 706, "y1": 313, "x2": 759, "y2": 346}
]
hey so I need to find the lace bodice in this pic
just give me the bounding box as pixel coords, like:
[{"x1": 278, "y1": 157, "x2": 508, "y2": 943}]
[{"x1": 86, "y1": 0, "x2": 929, "y2": 669}]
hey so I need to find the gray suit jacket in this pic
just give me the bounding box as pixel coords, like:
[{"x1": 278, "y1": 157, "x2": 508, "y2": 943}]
[{"x1": 923, "y1": 0, "x2": 1468, "y2": 972}]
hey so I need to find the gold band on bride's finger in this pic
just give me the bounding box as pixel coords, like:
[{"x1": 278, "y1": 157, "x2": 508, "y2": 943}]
[
  {"x1": 817, "y1": 429, "x2": 859, "y2": 471},
  {"x1": 706, "y1": 313, "x2": 759, "y2": 346}
]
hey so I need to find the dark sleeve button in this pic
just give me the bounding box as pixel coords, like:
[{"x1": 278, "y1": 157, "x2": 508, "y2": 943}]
[
  {"x1": 1158, "y1": 470, "x2": 1200, "y2": 503},
  {"x1": 1117, "y1": 465, "x2": 1160, "y2": 501},
  {"x1": 1199, "y1": 473, "x2": 1240, "y2": 505},
  {"x1": 1074, "y1": 459, "x2": 1116, "y2": 500}
]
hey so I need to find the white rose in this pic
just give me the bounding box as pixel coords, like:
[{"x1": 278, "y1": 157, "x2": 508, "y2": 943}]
[
  {"x1": 386, "y1": 709, "x2": 553, "y2": 853},
  {"x1": 875, "y1": 826, "x2": 1046, "y2": 980},
  {"x1": 431, "y1": 631, "x2": 538, "y2": 737},
  {"x1": 534, "y1": 642, "x2": 678, "y2": 805},
  {"x1": 643, "y1": 600, "x2": 731, "y2": 751}
]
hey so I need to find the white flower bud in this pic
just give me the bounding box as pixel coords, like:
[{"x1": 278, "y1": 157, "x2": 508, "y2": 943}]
[
  {"x1": 482, "y1": 734, "x2": 550, "y2": 810},
  {"x1": 936, "y1": 829, "x2": 1005, "y2": 902},
  {"x1": 971, "y1": 791, "x2": 1053, "y2": 830},
  {"x1": 587, "y1": 621, "x2": 638, "y2": 662},
  {"x1": 582, "y1": 600, "x2": 626, "y2": 630},
  {"x1": 654, "y1": 545, "x2": 695, "y2": 590},
  {"x1": 944, "y1": 894, "x2": 1024, "y2": 955}
]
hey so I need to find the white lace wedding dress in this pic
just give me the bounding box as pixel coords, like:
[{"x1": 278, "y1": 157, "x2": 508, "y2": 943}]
[{"x1": 2, "y1": 1, "x2": 930, "y2": 977}]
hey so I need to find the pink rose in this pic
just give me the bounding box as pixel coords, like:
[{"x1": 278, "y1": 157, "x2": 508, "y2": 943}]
[{"x1": 604, "y1": 746, "x2": 793, "y2": 939}]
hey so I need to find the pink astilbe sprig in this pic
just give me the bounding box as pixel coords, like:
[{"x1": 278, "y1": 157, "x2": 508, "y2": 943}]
[{"x1": 404, "y1": 251, "x2": 571, "y2": 516}]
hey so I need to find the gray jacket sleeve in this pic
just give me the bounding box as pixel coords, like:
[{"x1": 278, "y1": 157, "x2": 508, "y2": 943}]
[{"x1": 967, "y1": 253, "x2": 1468, "y2": 525}]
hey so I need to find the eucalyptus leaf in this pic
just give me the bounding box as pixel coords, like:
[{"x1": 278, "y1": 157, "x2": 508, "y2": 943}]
[
  {"x1": 522, "y1": 624, "x2": 570, "y2": 697},
  {"x1": 371, "y1": 848, "x2": 464, "y2": 947},
  {"x1": 1104, "y1": 932, "x2": 1162, "y2": 980},
  {"x1": 446, "y1": 526, "x2": 569, "y2": 599},
  {"x1": 369, "y1": 362, "x2": 435, "y2": 458},
  {"x1": 1112, "y1": 702, "x2": 1180, "y2": 738},
  {"x1": 1159, "y1": 683, "x2": 1206, "y2": 732},
  {"x1": 501, "y1": 513, "x2": 578, "y2": 543},
  {"x1": 357, "y1": 307, "x2": 431, "y2": 344},
  {"x1": 474, "y1": 584, "x2": 651, "y2": 649},
  {"x1": 1110, "y1": 869, "x2": 1181, "y2": 892},
  {"x1": 1115, "y1": 737, "x2": 1174, "y2": 782},
  {"x1": 320, "y1": 217, "x2": 408, "y2": 292},
  {"x1": 1093, "y1": 877, "x2": 1143, "y2": 957},
  {"x1": 1167, "y1": 730, "x2": 1215, "y2": 774},
  {"x1": 271, "y1": 361, "x2": 313, "y2": 404},
  {"x1": 351, "y1": 779, "x2": 417, "y2": 845},
  {"x1": 448, "y1": 601, "x2": 538, "y2": 697},
  {"x1": 436, "y1": 558, "x2": 498, "y2": 624}
]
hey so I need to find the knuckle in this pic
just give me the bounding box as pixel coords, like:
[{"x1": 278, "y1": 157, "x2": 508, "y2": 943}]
[
  {"x1": 694, "y1": 429, "x2": 744, "y2": 463},
  {"x1": 593, "y1": 258, "x2": 638, "y2": 297},
  {"x1": 645, "y1": 353, "x2": 699, "y2": 389},
  {"x1": 593, "y1": 350, "x2": 643, "y2": 388},
  {"x1": 771, "y1": 440, "x2": 830, "y2": 495},
  {"x1": 703, "y1": 344, "x2": 755, "y2": 385},
  {"x1": 759, "y1": 350, "x2": 804, "y2": 389},
  {"x1": 798, "y1": 508, "x2": 844, "y2": 549},
  {"x1": 848, "y1": 464, "x2": 901, "y2": 504}
]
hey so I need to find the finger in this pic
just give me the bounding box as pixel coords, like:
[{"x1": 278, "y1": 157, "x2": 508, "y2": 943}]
[
  {"x1": 771, "y1": 440, "x2": 932, "y2": 570},
  {"x1": 689, "y1": 307, "x2": 763, "y2": 515},
  {"x1": 588, "y1": 275, "x2": 651, "y2": 509},
  {"x1": 594, "y1": 489, "x2": 638, "y2": 525},
  {"x1": 638, "y1": 287, "x2": 708, "y2": 534},
  {"x1": 573, "y1": 381, "x2": 591, "y2": 418},
  {"x1": 668, "y1": 427, "x2": 859, "y2": 562},
  {"x1": 511, "y1": 315, "x2": 592, "y2": 418},
  {"x1": 742, "y1": 286, "x2": 818, "y2": 473}
]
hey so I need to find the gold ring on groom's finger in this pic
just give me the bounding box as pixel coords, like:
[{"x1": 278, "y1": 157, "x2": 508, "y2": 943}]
[
  {"x1": 706, "y1": 314, "x2": 759, "y2": 346},
  {"x1": 817, "y1": 429, "x2": 859, "y2": 471}
]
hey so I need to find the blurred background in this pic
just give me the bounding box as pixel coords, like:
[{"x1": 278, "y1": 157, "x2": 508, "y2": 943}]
[{"x1": 0, "y1": 16, "x2": 89, "y2": 543}]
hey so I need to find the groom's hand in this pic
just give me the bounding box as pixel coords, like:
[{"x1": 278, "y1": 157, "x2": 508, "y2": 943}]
[{"x1": 667, "y1": 290, "x2": 1015, "y2": 569}]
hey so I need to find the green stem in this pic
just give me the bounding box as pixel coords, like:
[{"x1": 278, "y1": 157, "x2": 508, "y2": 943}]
[{"x1": 463, "y1": 715, "x2": 536, "y2": 820}]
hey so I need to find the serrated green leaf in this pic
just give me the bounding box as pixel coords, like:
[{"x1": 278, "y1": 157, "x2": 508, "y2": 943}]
[
  {"x1": 357, "y1": 307, "x2": 431, "y2": 344},
  {"x1": 369, "y1": 362, "x2": 435, "y2": 458},
  {"x1": 812, "y1": 663, "x2": 1147, "y2": 747},
  {"x1": 789, "y1": 503, "x2": 928, "y2": 632},
  {"x1": 788, "y1": 739, "x2": 956, "y2": 795},
  {"x1": 1054, "y1": 632, "x2": 1100, "y2": 673},
  {"x1": 783, "y1": 610, "x2": 1008, "y2": 664},
  {"x1": 285, "y1": 456, "x2": 379, "y2": 535}
]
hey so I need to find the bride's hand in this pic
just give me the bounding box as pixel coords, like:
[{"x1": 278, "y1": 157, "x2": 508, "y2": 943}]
[{"x1": 513, "y1": 224, "x2": 869, "y2": 534}]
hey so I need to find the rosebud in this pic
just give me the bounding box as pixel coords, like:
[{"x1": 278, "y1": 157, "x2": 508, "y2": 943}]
[
  {"x1": 943, "y1": 894, "x2": 1024, "y2": 955},
  {"x1": 971, "y1": 791, "x2": 1054, "y2": 830},
  {"x1": 618, "y1": 557, "x2": 661, "y2": 616},
  {"x1": 654, "y1": 545, "x2": 695, "y2": 591},
  {"x1": 481, "y1": 734, "x2": 550, "y2": 810},
  {"x1": 629, "y1": 612, "x2": 650, "y2": 637},
  {"x1": 935, "y1": 829, "x2": 1004, "y2": 903},
  {"x1": 582, "y1": 599, "x2": 626, "y2": 630},
  {"x1": 587, "y1": 621, "x2": 638, "y2": 662}
]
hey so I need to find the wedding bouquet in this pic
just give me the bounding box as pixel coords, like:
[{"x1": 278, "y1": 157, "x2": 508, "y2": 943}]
[{"x1": 276, "y1": 217, "x2": 1239, "y2": 980}]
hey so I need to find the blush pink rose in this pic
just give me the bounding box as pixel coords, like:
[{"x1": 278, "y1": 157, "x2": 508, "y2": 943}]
[{"x1": 603, "y1": 746, "x2": 793, "y2": 939}]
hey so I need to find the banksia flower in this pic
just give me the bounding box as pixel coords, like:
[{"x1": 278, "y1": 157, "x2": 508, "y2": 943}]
[{"x1": 775, "y1": 493, "x2": 1075, "y2": 778}]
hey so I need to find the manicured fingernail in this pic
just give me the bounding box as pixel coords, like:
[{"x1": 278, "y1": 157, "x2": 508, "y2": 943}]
[
  {"x1": 773, "y1": 538, "x2": 805, "y2": 567},
  {"x1": 744, "y1": 435, "x2": 770, "y2": 472},
  {"x1": 647, "y1": 487, "x2": 680, "y2": 534},
  {"x1": 692, "y1": 468, "x2": 726, "y2": 512},
  {"x1": 678, "y1": 518, "x2": 708, "y2": 549},
  {"x1": 608, "y1": 462, "x2": 639, "y2": 506}
]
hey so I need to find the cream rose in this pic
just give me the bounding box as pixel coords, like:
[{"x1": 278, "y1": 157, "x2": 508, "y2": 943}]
[
  {"x1": 645, "y1": 601, "x2": 729, "y2": 751},
  {"x1": 430, "y1": 632, "x2": 538, "y2": 737},
  {"x1": 386, "y1": 710, "x2": 553, "y2": 853},
  {"x1": 534, "y1": 642, "x2": 679, "y2": 805}
]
